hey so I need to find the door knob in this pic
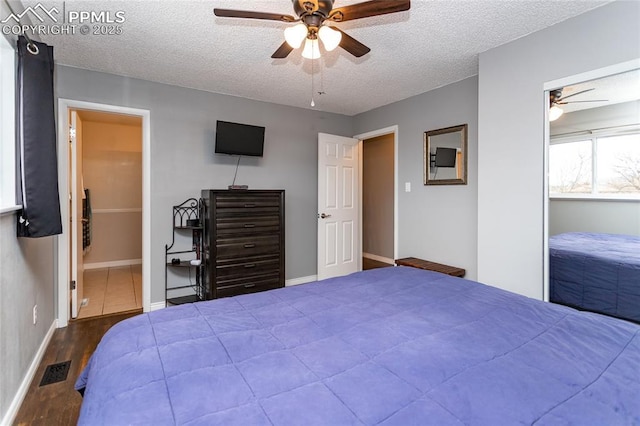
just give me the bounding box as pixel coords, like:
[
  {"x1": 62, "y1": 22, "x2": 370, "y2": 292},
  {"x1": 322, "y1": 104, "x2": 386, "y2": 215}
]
[{"x1": 320, "y1": 213, "x2": 332, "y2": 219}]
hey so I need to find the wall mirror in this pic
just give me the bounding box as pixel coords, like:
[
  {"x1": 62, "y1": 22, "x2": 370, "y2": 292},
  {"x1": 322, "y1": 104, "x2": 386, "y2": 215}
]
[
  {"x1": 545, "y1": 65, "x2": 640, "y2": 314},
  {"x1": 424, "y1": 124, "x2": 468, "y2": 185}
]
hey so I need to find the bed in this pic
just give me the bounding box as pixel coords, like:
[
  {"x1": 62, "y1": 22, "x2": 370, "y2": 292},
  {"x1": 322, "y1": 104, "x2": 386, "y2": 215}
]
[
  {"x1": 549, "y1": 232, "x2": 640, "y2": 323},
  {"x1": 76, "y1": 266, "x2": 640, "y2": 425}
]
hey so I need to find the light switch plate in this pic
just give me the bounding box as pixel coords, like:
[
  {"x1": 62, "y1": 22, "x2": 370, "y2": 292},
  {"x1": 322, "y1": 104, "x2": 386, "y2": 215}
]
[{"x1": 405, "y1": 182, "x2": 411, "y2": 192}]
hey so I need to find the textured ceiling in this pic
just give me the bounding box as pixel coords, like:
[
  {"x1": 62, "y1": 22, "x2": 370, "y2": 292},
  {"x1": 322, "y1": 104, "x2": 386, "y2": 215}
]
[{"x1": 17, "y1": 0, "x2": 611, "y2": 116}]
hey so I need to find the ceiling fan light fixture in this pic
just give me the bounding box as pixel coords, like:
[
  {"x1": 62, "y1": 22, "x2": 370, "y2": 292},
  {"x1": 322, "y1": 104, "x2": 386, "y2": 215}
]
[
  {"x1": 284, "y1": 23, "x2": 308, "y2": 48},
  {"x1": 318, "y1": 25, "x2": 342, "y2": 51},
  {"x1": 549, "y1": 105, "x2": 564, "y2": 121},
  {"x1": 302, "y1": 38, "x2": 321, "y2": 59}
]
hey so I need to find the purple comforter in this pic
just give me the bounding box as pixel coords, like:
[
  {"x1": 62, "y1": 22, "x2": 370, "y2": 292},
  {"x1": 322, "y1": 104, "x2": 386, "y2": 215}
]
[
  {"x1": 550, "y1": 232, "x2": 640, "y2": 322},
  {"x1": 76, "y1": 267, "x2": 640, "y2": 425}
]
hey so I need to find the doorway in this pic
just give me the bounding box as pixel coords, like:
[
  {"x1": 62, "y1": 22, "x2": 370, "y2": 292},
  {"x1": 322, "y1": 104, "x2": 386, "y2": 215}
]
[
  {"x1": 73, "y1": 110, "x2": 143, "y2": 319},
  {"x1": 356, "y1": 125, "x2": 399, "y2": 271},
  {"x1": 57, "y1": 100, "x2": 151, "y2": 327},
  {"x1": 543, "y1": 59, "x2": 640, "y2": 302},
  {"x1": 361, "y1": 133, "x2": 395, "y2": 269},
  {"x1": 316, "y1": 126, "x2": 398, "y2": 280}
]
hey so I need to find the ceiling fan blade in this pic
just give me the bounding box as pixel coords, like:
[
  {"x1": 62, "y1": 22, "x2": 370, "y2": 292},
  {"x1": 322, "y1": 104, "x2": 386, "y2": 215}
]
[
  {"x1": 328, "y1": 0, "x2": 410, "y2": 22},
  {"x1": 214, "y1": 8, "x2": 296, "y2": 22},
  {"x1": 557, "y1": 88, "x2": 595, "y2": 102},
  {"x1": 330, "y1": 27, "x2": 371, "y2": 57},
  {"x1": 271, "y1": 41, "x2": 295, "y2": 59}
]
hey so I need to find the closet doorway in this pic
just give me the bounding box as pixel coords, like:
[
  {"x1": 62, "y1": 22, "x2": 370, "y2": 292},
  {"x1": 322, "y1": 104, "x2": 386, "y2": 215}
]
[
  {"x1": 361, "y1": 134, "x2": 395, "y2": 269},
  {"x1": 356, "y1": 126, "x2": 399, "y2": 270},
  {"x1": 70, "y1": 109, "x2": 143, "y2": 319},
  {"x1": 543, "y1": 59, "x2": 640, "y2": 302}
]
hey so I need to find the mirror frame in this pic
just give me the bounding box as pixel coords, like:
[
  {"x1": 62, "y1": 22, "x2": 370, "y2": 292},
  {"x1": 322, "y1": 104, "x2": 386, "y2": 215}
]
[{"x1": 424, "y1": 124, "x2": 468, "y2": 185}]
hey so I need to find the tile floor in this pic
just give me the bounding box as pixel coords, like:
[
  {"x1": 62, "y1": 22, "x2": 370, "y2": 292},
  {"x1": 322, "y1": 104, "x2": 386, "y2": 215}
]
[{"x1": 77, "y1": 265, "x2": 142, "y2": 319}]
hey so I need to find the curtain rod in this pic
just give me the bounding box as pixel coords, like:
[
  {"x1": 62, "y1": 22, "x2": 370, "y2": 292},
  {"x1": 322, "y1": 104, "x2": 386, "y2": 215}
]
[{"x1": 2, "y1": 0, "x2": 39, "y2": 54}]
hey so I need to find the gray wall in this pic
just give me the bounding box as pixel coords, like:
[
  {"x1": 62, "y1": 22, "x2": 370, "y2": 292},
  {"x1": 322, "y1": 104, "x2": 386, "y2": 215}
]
[
  {"x1": 0, "y1": 215, "x2": 56, "y2": 423},
  {"x1": 550, "y1": 199, "x2": 640, "y2": 236},
  {"x1": 354, "y1": 76, "x2": 479, "y2": 279},
  {"x1": 55, "y1": 65, "x2": 354, "y2": 303},
  {"x1": 362, "y1": 134, "x2": 394, "y2": 259},
  {"x1": 0, "y1": 2, "x2": 57, "y2": 421},
  {"x1": 478, "y1": 1, "x2": 640, "y2": 298}
]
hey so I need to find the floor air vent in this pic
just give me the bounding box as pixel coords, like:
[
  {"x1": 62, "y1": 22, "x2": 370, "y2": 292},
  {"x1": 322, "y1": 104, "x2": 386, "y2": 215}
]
[{"x1": 39, "y1": 361, "x2": 71, "y2": 386}]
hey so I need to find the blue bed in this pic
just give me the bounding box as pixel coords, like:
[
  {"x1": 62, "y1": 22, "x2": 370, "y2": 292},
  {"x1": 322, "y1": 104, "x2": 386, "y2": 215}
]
[
  {"x1": 76, "y1": 267, "x2": 640, "y2": 425},
  {"x1": 549, "y1": 232, "x2": 640, "y2": 322}
]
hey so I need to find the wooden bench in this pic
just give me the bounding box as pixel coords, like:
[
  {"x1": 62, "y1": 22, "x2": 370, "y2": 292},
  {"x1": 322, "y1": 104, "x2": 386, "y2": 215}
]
[{"x1": 395, "y1": 257, "x2": 465, "y2": 278}]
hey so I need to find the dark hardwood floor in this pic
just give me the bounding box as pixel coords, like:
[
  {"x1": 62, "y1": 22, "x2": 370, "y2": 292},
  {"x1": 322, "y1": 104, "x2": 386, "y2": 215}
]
[
  {"x1": 363, "y1": 257, "x2": 393, "y2": 270},
  {"x1": 14, "y1": 310, "x2": 140, "y2": 426}
]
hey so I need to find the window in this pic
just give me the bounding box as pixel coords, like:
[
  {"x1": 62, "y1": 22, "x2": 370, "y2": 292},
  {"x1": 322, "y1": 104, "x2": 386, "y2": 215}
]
[
  {"x1": 549, "y1": 140, "x2": 592, "y2": 194},
  {"x1": 550, "y1": 130, "x2": 640, "y2": 198},
  {"x1": 596, "y1": 134, "x2": 640, "y2": 194},
  {"x1": 0, "y1": 35, "x2": 17, "y2": 212}
]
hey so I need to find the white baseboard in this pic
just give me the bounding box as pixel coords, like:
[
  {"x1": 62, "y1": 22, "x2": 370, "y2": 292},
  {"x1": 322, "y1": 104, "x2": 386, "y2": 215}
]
[
  {"x1": 84, "y1": 259, "x2": 142, "y2": 270},
  {"x1": 363, "y1": 252, "x2": 394, "y2": 265},
  {"x1": 149, "y1": 301, "x2": 166, "y2": 311},
  {"x1": 286, "y1": 275, "x2": 317, "y2": 286},
  {"x1": 1, "y1": 320, "x2": 57, "y2": 426}
]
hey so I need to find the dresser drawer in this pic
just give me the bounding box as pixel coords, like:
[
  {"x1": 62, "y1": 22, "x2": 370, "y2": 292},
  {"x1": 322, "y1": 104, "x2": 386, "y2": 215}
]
[
  {"x1": 215, "y1": 194, "x2": 282, "y2": 216},
  {"x1": 216, "y1": 206, "x2": 281, "y2": 216},
  {"x1": 215, "y1": 275, "x2": 282, "y2": 298},
  {"x1": 216, "y1": 235, "x2": 280, "y2": 259},
  {"x1": 215, "y1": 255, "x2": 280, "y2": 278},
  {"x1": 215, "y1": 216, "x2": 280, "y2": 235}
]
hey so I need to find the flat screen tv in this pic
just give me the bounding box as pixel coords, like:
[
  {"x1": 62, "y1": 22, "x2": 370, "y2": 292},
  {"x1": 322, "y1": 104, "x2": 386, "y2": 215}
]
[
  {"x1": 215, "y1": 120, "x2": 265, "y2": 157},
  {"x1": 434, "y1": 147, "x2": 457, "y2": 167}
]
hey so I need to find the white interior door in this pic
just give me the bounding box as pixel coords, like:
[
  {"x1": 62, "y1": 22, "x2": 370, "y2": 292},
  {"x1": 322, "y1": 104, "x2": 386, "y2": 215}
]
[
  {"x1": 70, "y1": 110, "x2": 84, "y2": 318},
  {"x1": 317, "y1": 133, "x2": 360, "y2": 281}
]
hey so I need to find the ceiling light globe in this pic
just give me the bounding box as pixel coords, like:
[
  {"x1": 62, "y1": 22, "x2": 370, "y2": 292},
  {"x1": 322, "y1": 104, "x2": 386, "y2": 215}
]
[
  {"x1": 302, "y1": 38, "x2": 321, "y2": 59},
  {"x1": 549, "y1": 105, "x2": 564, "y2": 121},
  {"x1": 284, "y1": 23, "x2": 308, "y2": 49},
  {"x1": 318, "y1": 26, "x2": 342, "y2": 52}
]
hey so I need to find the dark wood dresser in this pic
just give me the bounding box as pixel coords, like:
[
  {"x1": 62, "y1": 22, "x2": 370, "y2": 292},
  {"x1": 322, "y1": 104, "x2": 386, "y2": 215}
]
[{"x1": 201, "y1": 189, "x2": 285, "y2": 299}]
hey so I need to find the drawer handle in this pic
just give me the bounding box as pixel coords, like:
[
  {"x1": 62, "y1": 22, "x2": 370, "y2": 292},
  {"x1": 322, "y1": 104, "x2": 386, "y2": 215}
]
[
  {"x1": 244, "y1": 203, "x2": 256, "y2": 208},
  {"x1": 244, "y1": 283, "x2": 256, "y2": 288},
  {"x1": 244, "y1": 264, "x2": 256, "y2": 268},
  {"x1": 243, "y1": 243, "x2": 256, "y2": 248},
  {"x1": 244, "y1": 224, "x2": 255, "y2": 228}
]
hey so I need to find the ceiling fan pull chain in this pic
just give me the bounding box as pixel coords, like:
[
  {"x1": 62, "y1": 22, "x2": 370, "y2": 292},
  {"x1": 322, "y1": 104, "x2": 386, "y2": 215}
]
[
  {"x1": 311, "y1": 51, "x2": 316, "y2": 107},
  {"x1": 319, "y1": 57, "x2": 325, "y2": 96}
]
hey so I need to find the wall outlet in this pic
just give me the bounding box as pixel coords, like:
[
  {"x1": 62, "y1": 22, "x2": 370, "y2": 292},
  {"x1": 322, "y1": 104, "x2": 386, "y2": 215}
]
[{"x1": 33, "y1": 304, "x2": 37, "y2": 325}]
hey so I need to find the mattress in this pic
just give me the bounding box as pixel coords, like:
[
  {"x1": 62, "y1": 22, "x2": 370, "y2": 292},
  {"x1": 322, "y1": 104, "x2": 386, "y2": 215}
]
[
  {"x1": 76, "y1": 266, "x2": 640, "y2": 425},
  {"x1": 549, "y1": 232, "x2": 640, "y2": 322}
]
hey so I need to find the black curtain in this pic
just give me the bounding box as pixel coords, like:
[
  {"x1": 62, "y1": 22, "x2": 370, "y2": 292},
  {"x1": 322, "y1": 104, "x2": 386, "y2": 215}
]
[{"x1": 16, "y1": 36, "x2": 61, "y2": 237}]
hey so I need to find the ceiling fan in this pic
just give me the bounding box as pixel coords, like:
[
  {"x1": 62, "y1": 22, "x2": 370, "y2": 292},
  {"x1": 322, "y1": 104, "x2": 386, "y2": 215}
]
[
  {"x1": 549, "y1": 88, "x2": 607, "y2": 121},
  {"x1": 213, "y1": 0, "x2": 411, "y2": 60}
]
